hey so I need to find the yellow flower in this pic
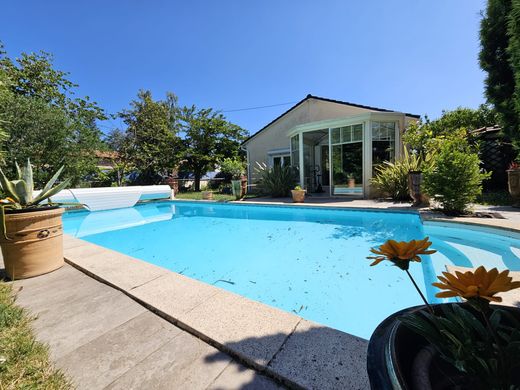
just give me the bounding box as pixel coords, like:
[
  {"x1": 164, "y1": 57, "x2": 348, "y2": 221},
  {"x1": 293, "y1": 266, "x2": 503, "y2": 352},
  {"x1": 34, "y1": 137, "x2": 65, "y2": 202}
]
[
  {"x1": 433, "y1": 266, "x2": 520, "y2": 302},
  {"x1": 368, "y1": 237, "x2": 436, "y2": 270}
]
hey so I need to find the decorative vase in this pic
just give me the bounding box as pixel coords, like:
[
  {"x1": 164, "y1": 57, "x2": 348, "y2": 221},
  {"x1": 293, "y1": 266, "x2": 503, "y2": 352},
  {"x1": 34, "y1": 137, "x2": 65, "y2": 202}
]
[
  {"x1": 0, "y1": 207, "x2": 64, "y2": 280},
  {"x1": 202, "y1": 191, "x2": 213, "y2": 200},
  {"x1": 408, "y1": 171, "x2": 423, "y2": 206},
  {"x1": 231, "y1": 180, "x2": 242, "y2": 200},
  {"x1": 291, "y1": 189, "x2": 306, "y2": 203},
  {"x1": 507, "y1": 169, "x2": 520, "y2": 207}
]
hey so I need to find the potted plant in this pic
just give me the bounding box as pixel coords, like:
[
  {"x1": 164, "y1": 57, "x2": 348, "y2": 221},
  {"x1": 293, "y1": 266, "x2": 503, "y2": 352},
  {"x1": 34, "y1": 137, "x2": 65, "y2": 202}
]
[
  {"x1": 347, "y1": 173, "x2": 356, "y2": 188},
  {"x1": 291, "y1": 185, "x2": 306, "y2": 203},
  {"x1": 507, "y1": 161, "x2": 520, "y2": 207},
  {"x1": 219, "y1": 158, "x2": 246, "y2": 200},
  {"x1": 201, "y1": 190, "x2": 213, "y2": 200},
  {"x1": 366, "y1": 238, "x2": 520, "y2": 389},
  {"x1": 0, "y1": 160, "x2": 71, "y2": 280}
]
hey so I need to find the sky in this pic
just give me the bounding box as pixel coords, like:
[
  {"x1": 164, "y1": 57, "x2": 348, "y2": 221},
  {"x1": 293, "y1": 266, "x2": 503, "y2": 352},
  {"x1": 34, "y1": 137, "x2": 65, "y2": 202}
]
[{"x1": 1, "y1": 0, "x2": 487, "y2": 136}]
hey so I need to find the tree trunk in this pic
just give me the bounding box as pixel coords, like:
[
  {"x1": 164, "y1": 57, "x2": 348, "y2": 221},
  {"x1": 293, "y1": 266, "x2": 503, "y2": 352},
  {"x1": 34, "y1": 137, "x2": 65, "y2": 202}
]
[{"x1": 194, "y1": 171, "x2": 202, "y2": 192}]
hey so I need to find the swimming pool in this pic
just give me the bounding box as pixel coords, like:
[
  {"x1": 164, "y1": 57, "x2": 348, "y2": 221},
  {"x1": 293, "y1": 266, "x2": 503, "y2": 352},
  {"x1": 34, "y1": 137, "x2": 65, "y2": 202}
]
[{"x1": 63, "y1": 201, "x2": 520, "y2": 339}]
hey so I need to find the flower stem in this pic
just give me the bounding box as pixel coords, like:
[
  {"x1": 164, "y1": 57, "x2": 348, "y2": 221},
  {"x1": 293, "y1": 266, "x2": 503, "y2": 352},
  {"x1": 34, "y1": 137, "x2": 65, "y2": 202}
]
[{"x1": 405, "y1": 269, "x2": 434, "y2": 314}]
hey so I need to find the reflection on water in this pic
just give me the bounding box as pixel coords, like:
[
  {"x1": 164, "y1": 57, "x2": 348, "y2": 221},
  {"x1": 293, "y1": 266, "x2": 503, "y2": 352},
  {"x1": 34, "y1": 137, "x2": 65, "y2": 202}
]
[{"x1": 64, "y1": 203, "x2": 176, "y2": 237}]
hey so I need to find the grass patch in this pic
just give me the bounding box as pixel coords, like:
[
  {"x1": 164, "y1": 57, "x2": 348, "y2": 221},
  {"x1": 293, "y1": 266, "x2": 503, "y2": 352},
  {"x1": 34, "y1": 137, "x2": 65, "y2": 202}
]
[
  {"x1": 0, "y1": 282, "x2": 72, "y2": 389},
  {"x1": 476, "y1": 190, "x2": 514, "y2": 206},
  {"x1": 174, "y1": 192, "x2": 236, "y2": 201}
]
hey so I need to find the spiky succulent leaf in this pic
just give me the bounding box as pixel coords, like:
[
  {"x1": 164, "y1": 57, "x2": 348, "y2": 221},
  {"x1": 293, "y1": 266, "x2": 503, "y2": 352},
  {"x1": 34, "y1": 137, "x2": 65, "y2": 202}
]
[
  {"x1": 21, "y1": 159, "x2": 34, "y2": 201},
  {"x1": 0, "y1": 168, "x2": 21, "y2": 203},
  {"x1": 38, "y1": 165, "x2": 64, "y2": 196},
  {"x1": 12, "y1": 180, "x2": 31, "y2": 205},
  {"x1": 15, "y1": 161, "x2": 22, "y2": 180},
  {"x1": 29, "y1": 178, "x2": 70, "y2": 206}
]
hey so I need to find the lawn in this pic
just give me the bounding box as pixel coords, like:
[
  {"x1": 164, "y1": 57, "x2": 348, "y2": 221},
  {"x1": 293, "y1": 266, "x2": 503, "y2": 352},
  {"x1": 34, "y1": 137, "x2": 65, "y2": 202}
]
[
  {"x1": 0, "y1": 282, "x2": 72, "y2": 389},
  {"x1": 174, "y1": 192, "x2": 236, "y2": 201}
]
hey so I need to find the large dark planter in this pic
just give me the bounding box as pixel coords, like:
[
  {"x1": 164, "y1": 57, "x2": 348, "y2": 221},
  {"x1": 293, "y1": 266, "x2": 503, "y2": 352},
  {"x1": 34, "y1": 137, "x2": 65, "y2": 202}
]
[
  {"x1": 508, "y1": 169, "x2": 520, "y2": 207},
  {"x1": 367, "y1": 303, "x2": 520, "y2": 390},
  {"x1": 408, "y1": 171, "x2": 423, "y2": 207}
]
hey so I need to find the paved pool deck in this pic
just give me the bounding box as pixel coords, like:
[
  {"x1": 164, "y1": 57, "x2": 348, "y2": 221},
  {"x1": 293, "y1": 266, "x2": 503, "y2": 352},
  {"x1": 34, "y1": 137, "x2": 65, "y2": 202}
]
[{"x1": 1, "y1": 260, "x2": 282, "y2": 390}]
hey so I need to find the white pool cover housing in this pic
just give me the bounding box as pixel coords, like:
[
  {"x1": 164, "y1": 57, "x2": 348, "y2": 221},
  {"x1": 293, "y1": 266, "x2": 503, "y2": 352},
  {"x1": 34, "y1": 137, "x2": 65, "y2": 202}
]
[{"x1": 44, "y1": 185, "x2": 173, "y2": 211}]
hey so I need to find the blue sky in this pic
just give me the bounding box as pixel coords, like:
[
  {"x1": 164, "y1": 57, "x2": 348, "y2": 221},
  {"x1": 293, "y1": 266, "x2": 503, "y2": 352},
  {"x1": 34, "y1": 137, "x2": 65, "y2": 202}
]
[{"x1": 1, "y1": 0, "x2": 487, "y2": 136}]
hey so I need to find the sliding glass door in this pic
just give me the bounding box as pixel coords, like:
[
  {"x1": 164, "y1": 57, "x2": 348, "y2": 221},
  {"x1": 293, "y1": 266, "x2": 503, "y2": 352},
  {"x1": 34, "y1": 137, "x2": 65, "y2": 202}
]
[{"x1": 331, "y1": 124, "x2": 363, "y2": 195}]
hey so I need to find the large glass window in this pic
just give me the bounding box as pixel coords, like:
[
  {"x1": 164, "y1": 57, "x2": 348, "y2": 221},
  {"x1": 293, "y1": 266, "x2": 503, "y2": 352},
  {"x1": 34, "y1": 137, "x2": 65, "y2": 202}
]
[
  {"x1": 290, "y1": 134, "x2": 299, "y2": 168},
  {"x1": 331, "y1": 124, "x2": 363, "y2": 195},
  {"x1": 372, "y1": 122, "x2": 396, "y2": 173}
]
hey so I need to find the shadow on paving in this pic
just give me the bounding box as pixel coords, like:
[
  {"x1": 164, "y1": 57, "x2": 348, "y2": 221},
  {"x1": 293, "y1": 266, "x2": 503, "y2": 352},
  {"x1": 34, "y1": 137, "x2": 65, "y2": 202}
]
[{"x1": 204, "y1": 323, "x2": 369, "y2": 390}]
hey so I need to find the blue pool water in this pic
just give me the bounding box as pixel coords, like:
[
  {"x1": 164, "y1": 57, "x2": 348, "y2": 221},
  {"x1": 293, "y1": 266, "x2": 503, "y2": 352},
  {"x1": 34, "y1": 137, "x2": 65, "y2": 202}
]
[{"x1": 63, "y1": 201, "x2": 520, "y2": 339}]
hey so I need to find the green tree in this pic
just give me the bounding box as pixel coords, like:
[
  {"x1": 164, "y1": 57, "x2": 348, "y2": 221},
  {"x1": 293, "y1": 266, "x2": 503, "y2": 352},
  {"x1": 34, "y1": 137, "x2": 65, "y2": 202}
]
[
  {"x1": 480, "y1": 0, "x2": 519, "y2": 148},
  {"x1": 0, "y1": 45, "x2": 105, "y2": 186},
  {"x1": 118, "y1": 90, "x2": 182, "y2": 184},
  {"x1": 180, "y1": 106, "x2": 246, "y2": 191},
  {"x1": 404, "y1": 105, "x2": 498, "y2": 153}
]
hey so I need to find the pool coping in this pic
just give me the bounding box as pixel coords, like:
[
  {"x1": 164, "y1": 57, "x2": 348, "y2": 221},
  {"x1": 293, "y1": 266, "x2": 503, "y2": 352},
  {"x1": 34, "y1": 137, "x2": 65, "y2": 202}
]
[{"x1": 62, "y1": 234, "x2": 370, "y2": 390}]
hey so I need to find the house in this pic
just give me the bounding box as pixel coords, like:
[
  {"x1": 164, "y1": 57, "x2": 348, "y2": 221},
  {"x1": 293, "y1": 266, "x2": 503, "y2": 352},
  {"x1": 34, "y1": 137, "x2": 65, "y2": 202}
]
[{"x1": 241, "y1": 94, "x2": 420, "y2": 198}]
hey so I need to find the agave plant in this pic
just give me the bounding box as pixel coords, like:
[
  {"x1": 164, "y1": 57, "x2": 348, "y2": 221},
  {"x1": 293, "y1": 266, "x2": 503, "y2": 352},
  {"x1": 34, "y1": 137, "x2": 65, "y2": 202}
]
[
  {"x1": 0, "y1": 159, "x2": 70, "y2": 209},
  {"x1": 0, "y1": 159, "x2": 70, "y2": 239},
  {"x1": 254, "y1": 162, "x2": 297, "y2": 197}
]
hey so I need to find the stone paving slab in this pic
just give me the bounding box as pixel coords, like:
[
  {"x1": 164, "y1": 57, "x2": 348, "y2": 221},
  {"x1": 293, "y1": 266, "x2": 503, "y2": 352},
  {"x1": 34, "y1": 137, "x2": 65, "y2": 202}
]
[
  {"x1": 179, "y1": 290, "x2": 302, "y2": 369},
  {"x1": 56, "y1": 311, "x2": 181, "y2": 389},
  {"x1": 209, "y1": 361, "x2": 284, "y2": 390},
  {"x1": 65, "y1": 244, "x2": 169, "y2": 290},
  {"x1": 105, "y1": 331, "x2": 233, "y2": 390},
  {"x1": 129, "y1": 271, "x2": 223, "y2": 318},
  {"x1": 267, "y1": 319, "x2": 369, "y2": 390}
]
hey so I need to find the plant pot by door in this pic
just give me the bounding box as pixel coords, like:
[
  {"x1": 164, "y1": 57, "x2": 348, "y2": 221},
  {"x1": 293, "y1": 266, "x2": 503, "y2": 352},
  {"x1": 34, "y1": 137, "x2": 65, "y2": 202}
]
[
  {"x1": 348, "y1": 178, "x2": 355, "y2": 188},
  {"x1": 408, "y1": 171, "x2": 423, "y2": 207},
  {"x1": 202, "y1": 191, "x2": 213, "y2": 200},
  {"x1": 240, "y1": 176, "x2": 247, "y2": 197},
  {"x1": 1, "y1": 207, "x2": 64, "y2": 280},
  {"x1": 231, "y1": 180, "x2": 242, "y2": 200},
  {"x1": 291, "y1": 189, "x2": 306, "y2": 203},
  {"x1": 508, "y1": 169, "x2": 520, "y2": 207}
]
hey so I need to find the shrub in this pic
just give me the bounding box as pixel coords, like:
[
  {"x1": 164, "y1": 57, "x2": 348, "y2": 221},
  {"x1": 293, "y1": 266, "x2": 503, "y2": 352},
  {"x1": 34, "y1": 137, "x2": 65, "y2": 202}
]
[
  {"x1": 423, "y1": 138, "x2": 491, "y2": 214},
  {"x1": 254, "y1": 162, "x2": 297, "y2": 197},
  {"x1": 219, "y1": 158, "x2": 245, "y2": 180},
  {"x1": 371, "y1": 149, "x2": 423, "y2": 201}
]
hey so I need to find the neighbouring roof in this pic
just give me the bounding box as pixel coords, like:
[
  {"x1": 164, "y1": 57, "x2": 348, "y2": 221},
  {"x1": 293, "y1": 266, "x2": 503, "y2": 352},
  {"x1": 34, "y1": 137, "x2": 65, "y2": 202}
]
[
  {"x1": 241, "y1": 94, "x2": 421, "y2": 145},
  {"x1": 470, "y1": 125, "x2": 501, "y2": 136}
]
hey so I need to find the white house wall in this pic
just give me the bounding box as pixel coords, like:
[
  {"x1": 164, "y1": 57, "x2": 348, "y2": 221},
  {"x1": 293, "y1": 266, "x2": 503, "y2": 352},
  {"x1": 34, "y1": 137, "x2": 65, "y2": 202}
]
[{"x1": 244, "y1": 98, "x2": 379, "y2": 183}]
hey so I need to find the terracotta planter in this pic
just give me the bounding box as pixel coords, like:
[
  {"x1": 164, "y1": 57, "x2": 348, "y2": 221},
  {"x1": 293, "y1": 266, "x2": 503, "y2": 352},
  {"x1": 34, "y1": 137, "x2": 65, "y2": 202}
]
[
  {"x1": 367, "y1": 303, "x2": 520, "y2": 389},
  {"x1": 291, "y1": 189, "x2": 306, "y2": 203},
  {"x1": 202, "y1": 191, "x2": 213, "y2": 200},
  {"x1": 1, "y1": 207, "x2": 64, "y2": 280},
  {"x1": 508, "y1": 169, "x2": 520, "y2": 207},
  {"x1": 348, "y1": 178, "x2": 355, "y2": 188},
  {"x1": 408, "y1": 171, "x2": 423, "y2": 207},
  {"x1": 240, "y1": 176, "x2": 247, "y2": 197}
]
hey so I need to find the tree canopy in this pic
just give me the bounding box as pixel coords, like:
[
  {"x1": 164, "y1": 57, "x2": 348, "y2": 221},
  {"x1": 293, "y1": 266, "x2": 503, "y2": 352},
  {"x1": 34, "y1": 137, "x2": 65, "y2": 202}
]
[
  {"x1": 180, "y1": 106, "x2": 247, "y2": 191},
  {"x1": 117, "y1": 90, "x2": 182, "y2": 184},
  {"x1": 0, "y1": 45, "x2": 105, "y2": 186},
  {"x1": 480, "y1": 0, "x2": 520, "y2": 154}
]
